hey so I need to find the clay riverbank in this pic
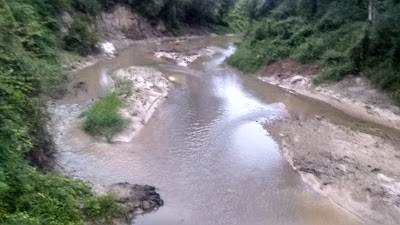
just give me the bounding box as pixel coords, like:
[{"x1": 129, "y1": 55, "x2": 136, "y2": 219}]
[
  {"x1": 261, "y1": 60, "x2": 400, "y2": 225},
  {"x1": 259, "y1": 60, "x2": 400, "y2": 131}
]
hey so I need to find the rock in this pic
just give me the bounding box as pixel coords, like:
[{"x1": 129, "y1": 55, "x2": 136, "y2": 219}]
[
  {"x1": 72, "y1": 81, "x2": 88, "y2": 97},
  {"x1": 142, "y1": 201, "x2": 154, "y2": 210},
  {"x1": 100, "y1": 42, "x2": 116, "y2": 55},
  {"x1": 155, "y1": 51, "x2": 200, "y2": 67},
  {"x1": 337, "y1": 164, "x2": 347, "y2": 172},
  {"x1": 61, "y1": 12, "x2": 74, "y2": 26},
  {"x1": 134, "y1": 208, "x2": 145, "y2": 215},
  {"x1": 106, "y1": 182, "x2": 164, "y2": 216},
  {"x1": 290, "y1": 75, "x2": 305, "y2": 85},
  {"x1": 60, "y1": 12, "x2": 73, "y2": 35}
]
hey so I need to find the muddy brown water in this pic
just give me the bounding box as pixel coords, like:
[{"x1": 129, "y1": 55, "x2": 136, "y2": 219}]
[{"x1": 53, "y1": 35, "x2": 393, "y2": 225}]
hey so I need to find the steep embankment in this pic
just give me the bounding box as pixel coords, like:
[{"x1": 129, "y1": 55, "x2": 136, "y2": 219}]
[
  {"x1": 64, "y1": 4, "x2": 208, "y2": 72},
  {"x1": 98, "y1": 5, "x2": 168, "y2": 41}
]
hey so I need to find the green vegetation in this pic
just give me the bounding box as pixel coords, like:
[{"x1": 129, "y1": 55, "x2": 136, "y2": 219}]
[
  {"x1": 63, "y1": 14, "x2": 100, "y2": 55},
  {"x1": 0, "y1": 0, "x2": 122, "y2": 222},
  {"x1": 228, "y1": 0, "x2": 400, "y2": 104},
  {"x1": 83, "y1": 93, "x2": 126, "y2": 141}
]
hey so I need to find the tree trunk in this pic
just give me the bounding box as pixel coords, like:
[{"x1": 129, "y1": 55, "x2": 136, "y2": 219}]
[{"x1": 368, "y1": 0, "x2": 376, "y2": 23}]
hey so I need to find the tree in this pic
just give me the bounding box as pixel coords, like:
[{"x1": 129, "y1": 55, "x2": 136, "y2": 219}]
[
  {"x1": 218, "y1": 0, "x2": 238, "y2": 19},
  {"x1": 368, "y1": 0, "x2": 377, "y2": 22},
  {"x1": 298, "y1": 0, "x2": 318, "y2": 18}
]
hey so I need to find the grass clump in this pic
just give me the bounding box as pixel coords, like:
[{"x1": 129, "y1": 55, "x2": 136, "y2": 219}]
[{"x1": 83, "y1": 93, "x2": 127, "y2": 141}]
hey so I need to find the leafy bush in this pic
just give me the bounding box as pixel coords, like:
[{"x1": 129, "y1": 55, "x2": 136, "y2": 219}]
[
  {"x1": 83, "y1": 93, "x2": 127, "y2": 141},
  {"x1": 84, "y1": 194, "x2": 121, "y2": 222},
  {"x1": 316, "y1": 2, "x2": 367, "y2": 32},
  {"x1": 63, "y1": 14, "x2": 100, "y2": 56},
  {"x1": 321, "y1": 50, "x2": 348, "y2": 64},
  {"x1": 0, "y1": 1, "x2": 121, "y2": 224},
  {"x1": 291, "y1": 37, "x2": 326, "y2": 63},
  {"x1": 363, "y1": 62, "x2": 400, "y2": 104},
  {"x1": 71, "y1": 0, "x2": 102, "y2": 16}
]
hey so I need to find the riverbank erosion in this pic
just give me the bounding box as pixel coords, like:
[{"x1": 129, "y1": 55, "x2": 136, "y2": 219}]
[
  {"x1": 62, "y1": 4, "x2": 210, "y2": 73},
  {"x1": 261, "y1": 60, "x2": 400, "y2": 224},
  {"x1": 265, "y1": 117, "x2": 400, "y2": 224},
  {"x1": 259, "y1": 60, "x2": 400, "y2": 131}
]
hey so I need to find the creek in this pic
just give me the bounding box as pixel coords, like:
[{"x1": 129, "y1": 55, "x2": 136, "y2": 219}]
[{"x1": 53, "y1": 35, "x2": 363, "y2": 225}]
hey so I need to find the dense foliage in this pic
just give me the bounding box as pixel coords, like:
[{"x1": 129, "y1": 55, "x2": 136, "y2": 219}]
[
  {"x1": 0, "y1": 0, "x2": 124, "y2": 224},
  {"x1": 228, "y1": 0, "x2": 400, "y2": 103}
]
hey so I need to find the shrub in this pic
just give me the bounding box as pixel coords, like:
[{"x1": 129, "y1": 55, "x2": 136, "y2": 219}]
[
  {"x1": 321, "y1": 50, "x2": 347, "y2": 65},
  {"x1": 84, "y1": 194, "x2": 121, "y2": 222},
  {"x1": 71, "y1": 0, "x2": 102, "y2": 16},
  {"x1": 83, "y1": 93, "x2": 126, "y2": 141},
  {"x1": 63, "y1": 14, "x2": 100, "y2": 56},
  {"x1": 291, "y1": 37, "x2": 325, "y2": 63},
  {"x1": 316, "y1": 62, "x2": 357, "y2": 82}
]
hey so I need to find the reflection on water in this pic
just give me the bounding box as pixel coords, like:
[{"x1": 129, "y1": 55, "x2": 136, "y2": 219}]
[{"x1": 55, "y1": 36, "x2": 361, "y2": 225}]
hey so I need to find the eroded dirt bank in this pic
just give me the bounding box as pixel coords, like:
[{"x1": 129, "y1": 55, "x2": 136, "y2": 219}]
[
  {"x1": 259, "y1": 60, "x2": 400, "y2": 131},
  {"x1": 265, "y1": 117, "x2": 400, "y2": 224},
  {"x1": 62, "y1": 4, "x2": 211, "y2": 73},
  {"x1": 261, "y1": 60, "x2": 400, "y2": 224}
]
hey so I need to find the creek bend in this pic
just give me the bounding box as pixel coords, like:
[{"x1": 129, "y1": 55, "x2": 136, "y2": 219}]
[{"x1": 54, "y1": 36, "x2": 362, "y2": 225}]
